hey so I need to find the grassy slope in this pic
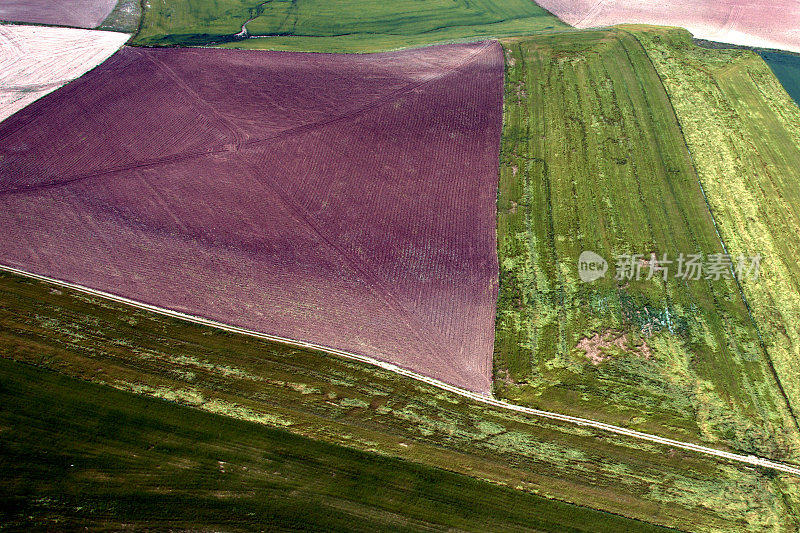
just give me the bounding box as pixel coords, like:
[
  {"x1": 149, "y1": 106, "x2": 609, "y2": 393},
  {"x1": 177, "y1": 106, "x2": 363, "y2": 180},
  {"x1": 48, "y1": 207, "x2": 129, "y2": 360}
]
[
  {"x1": 495, "y1": 29, "x2": 800, "y2": 461},
  {"x1": 132, "y1": 0, "x2": 568, "y2": 51},
  {"x1": 0, "y1": 359, "x2": 677, "y2": 532},
  {"x1": 631, "y1": 26, "x2": 800, "y2": 446},
  {"x1": 1, "y1": 271, "x2": 800, "y2": 530}
]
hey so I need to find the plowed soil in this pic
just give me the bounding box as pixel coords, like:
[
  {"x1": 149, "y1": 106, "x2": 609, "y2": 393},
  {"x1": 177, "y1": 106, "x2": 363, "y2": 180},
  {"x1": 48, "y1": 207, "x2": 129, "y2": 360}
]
[
  {"x1": 0, "y1": 43, "x2": 503, "y2": 393},
  {"x1": 0, "y1": 0, "x2": 118, "y2": 29}
]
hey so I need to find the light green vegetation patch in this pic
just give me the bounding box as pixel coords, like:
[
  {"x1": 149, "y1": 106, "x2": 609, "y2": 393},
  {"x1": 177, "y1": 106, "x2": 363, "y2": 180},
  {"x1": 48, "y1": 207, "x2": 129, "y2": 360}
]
[
  {"x1": 98, "y1": 0, "x2": 142, "y2": 33},
  {"x1": 132, "y1": 0, "x2": 568, "y2": 51},
  {"x1": 1, "y1": 271, "x2": 800, "y2": 531},
  {"x1": 495, "y1": 29, "x2": 800, "y2": 461},
  {"x1": 631, "y1": 26, "x2": 800, "y2": 441}
]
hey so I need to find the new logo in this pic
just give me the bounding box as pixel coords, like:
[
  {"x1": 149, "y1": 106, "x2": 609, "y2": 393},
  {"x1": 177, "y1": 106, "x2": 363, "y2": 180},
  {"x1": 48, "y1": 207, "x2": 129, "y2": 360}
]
[{"x1": 578, "y1": 251, "x2": 608, "y2": 283}]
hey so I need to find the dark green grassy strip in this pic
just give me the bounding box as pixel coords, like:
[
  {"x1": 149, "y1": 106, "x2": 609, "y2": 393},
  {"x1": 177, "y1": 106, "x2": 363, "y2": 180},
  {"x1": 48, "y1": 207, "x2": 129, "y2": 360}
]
[
  {"x1": 131, "y1": 0, "x2": 568, "y2": 51},
  {"x1": 1, "y1": 270, "x2": 799, "y2": 530},
  {"x1": 760, "y1": 51, "x2": 800, "y2": 107},
  {"x1": 494, "y1": 30, "x2": 800, "y2": 461},
  {"x1": 0, "y1": 357, "x2": 679, "y2": 532}
]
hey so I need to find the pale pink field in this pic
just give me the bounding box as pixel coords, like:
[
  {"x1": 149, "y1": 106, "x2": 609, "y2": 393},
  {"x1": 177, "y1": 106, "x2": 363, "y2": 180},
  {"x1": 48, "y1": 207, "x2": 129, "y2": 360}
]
[
  {"x1": 0, "y1": 24, "x2": 129, "y2": 122},
  {"x1": 536, "y1": 0, "x2": 800, "y2": 53}
]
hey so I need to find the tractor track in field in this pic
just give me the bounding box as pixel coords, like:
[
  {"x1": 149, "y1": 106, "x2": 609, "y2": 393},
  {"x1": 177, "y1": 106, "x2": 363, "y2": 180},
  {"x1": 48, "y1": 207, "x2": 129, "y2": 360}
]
[{"x1": 2, "y1": 262, "x2": 800, "y2": 478}]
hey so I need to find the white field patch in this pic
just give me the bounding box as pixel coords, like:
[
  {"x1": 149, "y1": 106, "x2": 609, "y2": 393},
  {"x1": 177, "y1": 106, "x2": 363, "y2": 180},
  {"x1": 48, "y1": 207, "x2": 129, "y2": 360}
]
[
  {"x1": 535, "y1": 0, "x2": 800, "y2": 53},
  {"x1": 0, "y1": 24, "x2": 128, "y2": 123}
]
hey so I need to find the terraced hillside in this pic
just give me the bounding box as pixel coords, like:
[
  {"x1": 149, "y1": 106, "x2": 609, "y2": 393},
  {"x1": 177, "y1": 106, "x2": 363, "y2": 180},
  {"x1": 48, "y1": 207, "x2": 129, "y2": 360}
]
[
  {"x1": 495, "y1": 29, "x2": 800, "y2": 461},
  {"x1": 2, "y1": 270, "x2": 799, "y2": 531},
  {"x1": 633, "y1": 26, "x2": 800, "y2": 434},
  {"x1": 133, "y1": 0, "x2": 568, "y2": 51}
]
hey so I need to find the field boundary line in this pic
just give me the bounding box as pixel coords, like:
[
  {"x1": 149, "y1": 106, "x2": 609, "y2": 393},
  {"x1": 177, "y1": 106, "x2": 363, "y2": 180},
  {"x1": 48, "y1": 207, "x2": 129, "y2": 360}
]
[{"x1": 2, "y1": 262, "x2": 800, "y2": 477}]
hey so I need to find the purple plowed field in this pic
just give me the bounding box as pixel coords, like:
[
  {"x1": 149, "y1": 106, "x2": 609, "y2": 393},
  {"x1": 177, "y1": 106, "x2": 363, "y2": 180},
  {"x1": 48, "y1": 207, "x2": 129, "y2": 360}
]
[
  {"x1": 0, "y1": 43, "x2": 503, "y2": 393},
  {"x1": 0, "y1": 0, "x2": 118, "y2": 29}
]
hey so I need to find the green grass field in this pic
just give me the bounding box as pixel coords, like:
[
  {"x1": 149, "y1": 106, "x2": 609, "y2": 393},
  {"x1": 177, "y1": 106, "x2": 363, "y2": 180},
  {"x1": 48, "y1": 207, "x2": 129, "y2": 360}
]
[
  {"x1": 494, "y1": 29, "x2": 800, "y2": 462},
  {"x1": 2, "y1": 270, "x2": 800, "y2": 530},
  {"x1": 631, "y1": 27, "x2": 800, "y2": 442},
  {"x1": 132, "y1": 0, "x2": 568, "y2": 51},
  {"x1": 0, "y1": 358, "x2": 679, "y2": 532}
]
